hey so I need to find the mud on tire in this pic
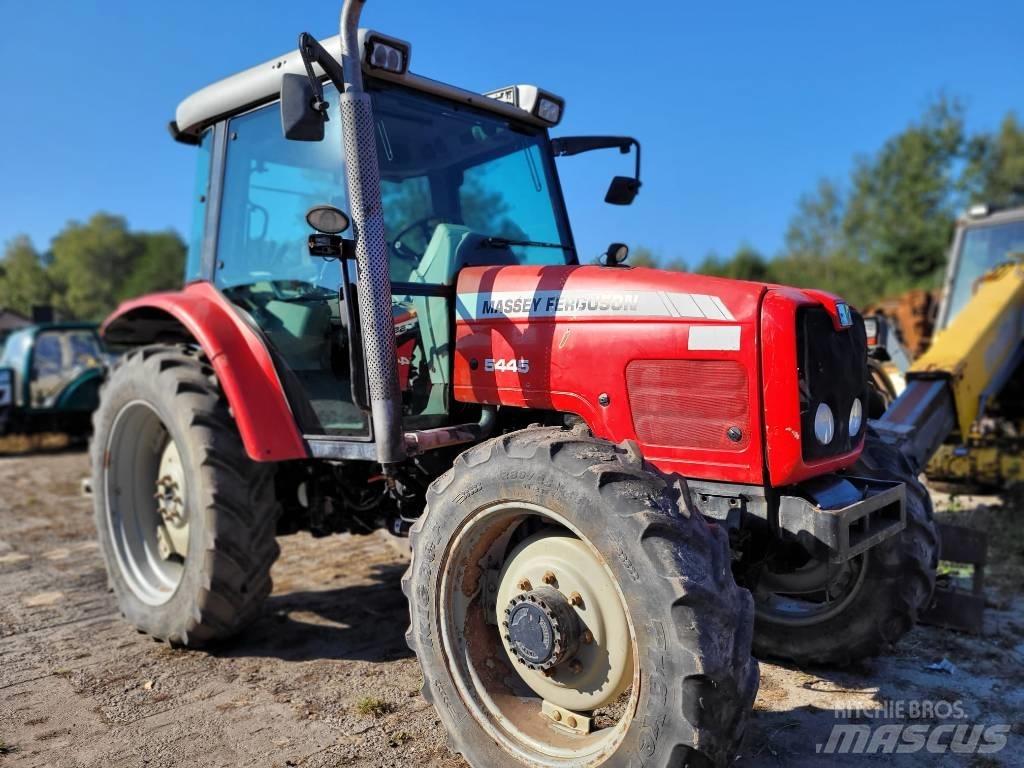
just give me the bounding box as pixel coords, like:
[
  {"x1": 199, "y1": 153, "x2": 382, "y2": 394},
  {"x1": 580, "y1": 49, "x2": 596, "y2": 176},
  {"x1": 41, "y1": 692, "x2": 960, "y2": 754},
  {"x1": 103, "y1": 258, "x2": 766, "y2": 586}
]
[
  {"x1": 403, "y1": 426, "x2": 759, "y2": 767},
  {"x1": 91, "y1": 345, "x2": 279, "y2": 646},
  {"x1": 750, "y1": 428, "x2": 939, "y2": 665}
]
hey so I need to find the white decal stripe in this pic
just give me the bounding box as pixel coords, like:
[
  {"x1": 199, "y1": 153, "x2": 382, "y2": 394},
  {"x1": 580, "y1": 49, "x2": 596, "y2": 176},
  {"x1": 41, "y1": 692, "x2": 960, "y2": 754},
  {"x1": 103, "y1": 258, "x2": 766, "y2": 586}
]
[
  {"x1": 693, "y1": 294, "x2": 727, "y2": 320},
  {"x1": 455, "y1": 290, "x2": 738, "y2": 322},
  {"x1": 711, "y1": 295, "x2": 736, "y2": 321},
  {"x1": 688, "y1": 325, "x2": 741, "y2": 351},
  {"x1": 667, "y1": 292, "x2": 704, "y2": 318}
]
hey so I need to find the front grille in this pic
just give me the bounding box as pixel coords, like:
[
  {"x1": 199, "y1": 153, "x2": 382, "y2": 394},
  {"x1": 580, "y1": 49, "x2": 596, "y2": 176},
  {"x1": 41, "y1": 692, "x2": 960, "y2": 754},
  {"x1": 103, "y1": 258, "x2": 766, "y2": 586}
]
[
  {"x1": 797, "y1": 307, "x2": 868, "y2": 461},
  {"x1": 626, "y1": 359, "x2": 750, "y2": 450}
]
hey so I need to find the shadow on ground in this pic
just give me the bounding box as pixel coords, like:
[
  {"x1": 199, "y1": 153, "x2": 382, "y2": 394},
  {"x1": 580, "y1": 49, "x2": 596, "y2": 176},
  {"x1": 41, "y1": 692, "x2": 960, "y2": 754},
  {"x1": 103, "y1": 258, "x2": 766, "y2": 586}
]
[{"x1": 217, "y1": 562, "x2": 413, "y2": 664}]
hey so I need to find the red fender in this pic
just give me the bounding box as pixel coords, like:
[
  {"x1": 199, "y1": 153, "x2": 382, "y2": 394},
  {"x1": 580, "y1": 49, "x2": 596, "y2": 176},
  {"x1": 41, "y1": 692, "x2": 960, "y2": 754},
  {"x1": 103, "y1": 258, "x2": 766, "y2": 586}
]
[{"x1": 102, "y1": 282, "x2": 307, "y2": 462}]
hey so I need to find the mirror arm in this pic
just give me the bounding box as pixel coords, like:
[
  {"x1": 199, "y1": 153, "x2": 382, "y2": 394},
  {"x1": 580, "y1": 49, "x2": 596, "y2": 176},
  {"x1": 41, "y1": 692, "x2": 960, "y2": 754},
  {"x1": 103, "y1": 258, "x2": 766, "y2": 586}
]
[
  {"x1": 296, "y1": 32, "x2": 346, "y2": 102},
  {"x1": 551, "y1": 135, "x2": 641, "y2": 183}
]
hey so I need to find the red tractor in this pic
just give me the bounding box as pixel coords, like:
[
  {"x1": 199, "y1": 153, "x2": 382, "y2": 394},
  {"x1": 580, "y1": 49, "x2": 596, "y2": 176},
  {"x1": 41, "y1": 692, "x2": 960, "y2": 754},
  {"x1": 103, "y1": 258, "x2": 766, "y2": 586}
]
[{"x1": 91, "y1": 3, "x2": 938, "y2": 765}]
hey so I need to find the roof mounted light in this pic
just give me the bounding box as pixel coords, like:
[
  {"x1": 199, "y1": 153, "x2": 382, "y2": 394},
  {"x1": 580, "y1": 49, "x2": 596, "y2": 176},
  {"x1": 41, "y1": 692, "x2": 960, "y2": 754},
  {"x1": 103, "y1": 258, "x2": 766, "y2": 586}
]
[
  {"x1": 485, "y1": 84, "x2": 565, "y2": 126},
  {"x1": 362, "y1": 31, "x2": 410, "y2": 75},
  {"x1": 967, "y1": 203, "x2": 990, "y2": 219}
]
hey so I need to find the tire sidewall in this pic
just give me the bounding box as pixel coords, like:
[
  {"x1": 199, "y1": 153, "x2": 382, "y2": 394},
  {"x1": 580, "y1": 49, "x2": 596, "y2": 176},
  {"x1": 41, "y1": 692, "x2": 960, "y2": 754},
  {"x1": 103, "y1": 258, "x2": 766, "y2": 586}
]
[
  {"x1": 92, "y1": 353, "x2": 213, "y2": 639},
  {"x1": 410, "y1": 444, "x2": 705, "y2": 767}
]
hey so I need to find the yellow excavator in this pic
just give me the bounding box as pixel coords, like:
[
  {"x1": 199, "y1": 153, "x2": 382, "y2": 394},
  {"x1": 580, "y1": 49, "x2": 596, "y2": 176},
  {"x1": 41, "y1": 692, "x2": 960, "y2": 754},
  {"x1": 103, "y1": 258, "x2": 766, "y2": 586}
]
[
  {"x1": 870, "y1": 204, "x2": 1024, "y2": 490},
  {"x1": 867, "y1": 204, "x2": 1023, "y2": 632}
]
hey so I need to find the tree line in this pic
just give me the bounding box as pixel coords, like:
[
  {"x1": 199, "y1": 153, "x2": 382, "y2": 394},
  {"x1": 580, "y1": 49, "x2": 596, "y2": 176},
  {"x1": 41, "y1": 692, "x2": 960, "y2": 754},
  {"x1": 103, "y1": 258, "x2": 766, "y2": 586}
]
[
  {"x1": 630, "y1": 98, "x2": 1023, "y2": 307},
  {"x1": 0, "y1": 214, "x2": 185, "y2": 322}
]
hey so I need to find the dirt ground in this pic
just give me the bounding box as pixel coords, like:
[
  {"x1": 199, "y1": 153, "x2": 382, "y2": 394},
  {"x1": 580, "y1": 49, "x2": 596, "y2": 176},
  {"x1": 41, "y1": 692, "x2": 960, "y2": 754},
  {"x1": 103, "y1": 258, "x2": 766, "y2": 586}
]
[{"x1": 1, "y1": 449, "x2": 1022, "y2": 767}]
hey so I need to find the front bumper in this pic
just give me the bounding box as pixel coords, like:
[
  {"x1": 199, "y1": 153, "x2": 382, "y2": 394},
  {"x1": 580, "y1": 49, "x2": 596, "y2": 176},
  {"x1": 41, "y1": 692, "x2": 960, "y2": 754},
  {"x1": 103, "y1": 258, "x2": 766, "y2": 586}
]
[{"x1": 778, "y1": 474, "x2": 905, "y2": 563}]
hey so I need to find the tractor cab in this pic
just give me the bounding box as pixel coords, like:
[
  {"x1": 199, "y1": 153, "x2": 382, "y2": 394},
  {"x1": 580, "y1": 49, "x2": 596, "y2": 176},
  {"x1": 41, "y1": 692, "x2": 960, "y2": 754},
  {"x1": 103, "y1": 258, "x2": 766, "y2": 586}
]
[
  {"x1": 937, "y1": 203, "x2": 1024, "y2": 330},
  {"x1": 0, "y1": 323, "x2": 108, "y2": 437},
  {"x1": 164, "y1": 33, "x2": 636, "y2": 451}
]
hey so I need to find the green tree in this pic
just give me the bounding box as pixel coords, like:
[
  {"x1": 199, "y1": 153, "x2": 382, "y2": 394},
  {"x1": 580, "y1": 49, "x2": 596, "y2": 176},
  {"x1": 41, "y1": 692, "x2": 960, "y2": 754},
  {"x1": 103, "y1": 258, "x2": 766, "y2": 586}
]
[
  {"x1": 843, "y1": 97, "x2": 965, "y2": 283},
  {"x1": 696, "y1": 245, "x2": 771, "y2": 282},
  {"x1": 962, "y1": 112, "x2": 1024, "y2": 207},
  {"x1": 628, "y1": 246, "x2": 659, "y2": 268},
  {"x1": 0, "y1": 236, "x2": 51, "y2": 317},
  {"x1": 118, "y1": 231, "x2": 186, "y2": 301},
  {"x1": 48, "y1": 214, "x2": 142, "y2": 320}
]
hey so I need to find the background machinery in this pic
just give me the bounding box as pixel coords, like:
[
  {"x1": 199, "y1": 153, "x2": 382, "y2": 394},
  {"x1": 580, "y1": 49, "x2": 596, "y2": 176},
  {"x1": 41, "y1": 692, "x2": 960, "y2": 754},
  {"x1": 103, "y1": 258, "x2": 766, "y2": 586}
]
[
  {"x1": 90, "y1": 2, "x2": 939, "y2": 764},
  {"x1": 867, "y1": 204, "x2": 1024, "y2": 490},
  {"x1": 0, "y1": 322, "x2": 107, "y2": 439}
]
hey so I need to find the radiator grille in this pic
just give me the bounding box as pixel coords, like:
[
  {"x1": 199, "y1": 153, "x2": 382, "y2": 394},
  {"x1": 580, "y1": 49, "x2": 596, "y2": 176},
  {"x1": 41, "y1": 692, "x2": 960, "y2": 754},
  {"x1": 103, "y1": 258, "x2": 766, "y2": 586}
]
[
  {"x1": 797, "y1": 307, "x2": 868, "y2": 460},
  {"x1": 626, "y1": 360, "x2": 750, "y2": 450}
]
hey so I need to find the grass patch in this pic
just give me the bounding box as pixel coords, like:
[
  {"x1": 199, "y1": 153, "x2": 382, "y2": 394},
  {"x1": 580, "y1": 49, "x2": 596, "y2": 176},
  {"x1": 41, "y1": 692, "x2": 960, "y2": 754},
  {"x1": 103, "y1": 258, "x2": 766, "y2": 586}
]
[
  {"x1": 0, "y1": 739, "x2": 17, "y2": 755},
  {"x1": 355, "y1": 696, "x2": 394, "y2": 718}
]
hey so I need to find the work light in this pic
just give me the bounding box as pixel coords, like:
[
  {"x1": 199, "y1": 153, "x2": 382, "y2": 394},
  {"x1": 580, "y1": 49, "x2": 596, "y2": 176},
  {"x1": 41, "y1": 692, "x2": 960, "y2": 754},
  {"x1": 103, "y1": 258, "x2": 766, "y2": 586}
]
[
  {"x1": 364, "y1": 33, "x2": 410, "y2": 74},
  {"x1": 849, "y1": 397, "x2": 863, "y2": 437},
  {"x1": 814, "y1": 403, "x2": 835, "y2": 445}
]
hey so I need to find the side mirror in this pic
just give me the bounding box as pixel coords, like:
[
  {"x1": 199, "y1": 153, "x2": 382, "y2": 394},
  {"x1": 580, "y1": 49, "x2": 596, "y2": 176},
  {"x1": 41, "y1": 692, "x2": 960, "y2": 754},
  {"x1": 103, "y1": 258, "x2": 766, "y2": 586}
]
[
  {"x1": 281, "y1": 73, "x2": 326, "y2": 141},
  {"x1": 605, "y1": 176, "x2": 641, "y2": 206}
]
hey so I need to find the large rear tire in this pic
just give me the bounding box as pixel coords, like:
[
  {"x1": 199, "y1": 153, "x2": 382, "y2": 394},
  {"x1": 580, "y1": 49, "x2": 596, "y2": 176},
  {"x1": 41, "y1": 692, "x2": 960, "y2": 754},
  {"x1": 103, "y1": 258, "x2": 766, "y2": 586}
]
[
  {"x1": 749, "y1": 428, "x2": 939, "y2": 665},
  {"x1": 404, "y1": 427, "x2": 758, "y2": 767},
  {"x1": 92, "y1": 345, "x2": 279, "y2": 646}
]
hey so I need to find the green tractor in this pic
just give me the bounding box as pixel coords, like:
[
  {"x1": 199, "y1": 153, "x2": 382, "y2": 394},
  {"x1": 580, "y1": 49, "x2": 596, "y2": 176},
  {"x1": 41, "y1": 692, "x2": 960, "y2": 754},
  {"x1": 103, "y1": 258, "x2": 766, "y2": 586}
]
[{"x1": 0, "y1": 323, "x2": 109, "y2": 439}]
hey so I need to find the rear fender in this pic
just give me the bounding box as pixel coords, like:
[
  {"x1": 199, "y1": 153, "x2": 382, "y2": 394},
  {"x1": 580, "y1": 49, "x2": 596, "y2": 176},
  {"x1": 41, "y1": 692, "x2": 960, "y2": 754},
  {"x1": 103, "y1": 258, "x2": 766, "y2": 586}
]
[{"x1": 102, "y1": 282, "x2": 307, "y2": 462}]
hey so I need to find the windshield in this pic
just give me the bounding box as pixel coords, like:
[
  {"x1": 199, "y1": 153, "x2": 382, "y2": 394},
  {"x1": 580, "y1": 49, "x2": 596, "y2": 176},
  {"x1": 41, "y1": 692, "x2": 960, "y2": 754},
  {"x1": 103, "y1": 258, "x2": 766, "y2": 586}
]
[
  {"x1": 946, "y1": 217, "x2": 1024, "y2": 326},
  {"x1": 370, "y1": 81, "x2": 573, "y2": 281},
  {"x1": 214, "y1": 80, "x2": 573, "y2": 295}
]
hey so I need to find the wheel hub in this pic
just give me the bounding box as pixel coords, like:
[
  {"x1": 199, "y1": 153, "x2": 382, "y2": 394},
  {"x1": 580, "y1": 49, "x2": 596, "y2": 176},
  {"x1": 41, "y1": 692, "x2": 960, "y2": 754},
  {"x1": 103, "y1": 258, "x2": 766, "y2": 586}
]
[
  {"x1": 503, "y1": 586, "x2": 581, "y2": 671},
  {"x1": 153, "y1": 438, "x2": 188, "y2": 560}
]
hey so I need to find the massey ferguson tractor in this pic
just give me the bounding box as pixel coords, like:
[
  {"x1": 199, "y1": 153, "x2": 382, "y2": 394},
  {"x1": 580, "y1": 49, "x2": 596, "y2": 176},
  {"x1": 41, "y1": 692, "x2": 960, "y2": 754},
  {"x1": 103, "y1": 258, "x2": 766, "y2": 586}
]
[{"x1": 91, "y1": 2, "x2": 938, "y2": 764}]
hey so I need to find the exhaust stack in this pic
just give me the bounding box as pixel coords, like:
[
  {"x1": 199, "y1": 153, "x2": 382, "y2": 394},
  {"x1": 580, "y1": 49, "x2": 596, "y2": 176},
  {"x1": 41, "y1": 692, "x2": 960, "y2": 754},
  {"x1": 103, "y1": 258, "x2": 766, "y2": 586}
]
[{"x1": 337, "y1": 0, "x2": 405, "y2": 466}]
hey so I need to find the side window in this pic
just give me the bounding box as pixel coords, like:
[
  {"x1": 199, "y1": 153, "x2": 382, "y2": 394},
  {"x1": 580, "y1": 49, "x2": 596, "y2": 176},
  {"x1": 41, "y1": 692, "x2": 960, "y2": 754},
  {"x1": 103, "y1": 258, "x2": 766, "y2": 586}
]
[
  {"x1": 32, "y1": 333, "x2": 62, "y2": 377},
  {"x1": 216, "y1": 94, "x2": 346, "y2": 292},
  {"x1": 67, "y1": 331, "x2": 103, "y2": 368},
  {"x1": 185, "y1": 129, "x2": 213, "y2": 283}
]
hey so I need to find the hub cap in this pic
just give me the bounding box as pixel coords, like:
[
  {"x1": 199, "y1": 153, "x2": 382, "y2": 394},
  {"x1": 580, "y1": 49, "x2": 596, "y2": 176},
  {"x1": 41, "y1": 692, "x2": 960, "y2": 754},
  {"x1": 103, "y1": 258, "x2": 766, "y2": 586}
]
[
  {"x1": 104, "y1": 401, "x2": 187, "y2": 606},
  {"x1": 503, "y1": 586, "x2": 581, "y2": 671}
]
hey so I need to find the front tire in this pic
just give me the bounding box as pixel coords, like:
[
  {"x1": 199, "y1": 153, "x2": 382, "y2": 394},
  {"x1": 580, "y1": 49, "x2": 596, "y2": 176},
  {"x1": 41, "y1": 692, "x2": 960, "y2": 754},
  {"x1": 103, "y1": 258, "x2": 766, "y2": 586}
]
[
  {"x1": 404, "y1": 427, "x2": 758, "y2": 767},
  {"x1": 92, "y1": 345, "x2": 279, "y2": 646},
  {"x1": 748, "y1": 429, "x2": 939, "y2": 665}
]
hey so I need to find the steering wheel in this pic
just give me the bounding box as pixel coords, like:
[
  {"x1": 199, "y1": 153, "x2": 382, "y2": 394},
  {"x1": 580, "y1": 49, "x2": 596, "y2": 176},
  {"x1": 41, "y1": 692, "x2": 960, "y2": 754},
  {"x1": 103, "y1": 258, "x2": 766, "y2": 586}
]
[{"x1": 391, "y1": 216, "x2": 445, "y2": 264}]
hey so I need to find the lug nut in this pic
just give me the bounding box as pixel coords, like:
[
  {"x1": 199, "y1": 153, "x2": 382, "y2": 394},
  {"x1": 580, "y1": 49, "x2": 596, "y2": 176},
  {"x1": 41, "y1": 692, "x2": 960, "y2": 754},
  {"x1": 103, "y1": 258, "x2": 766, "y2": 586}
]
[
  {"x1": 517, "y1": 578, "x2": 532, "y2": 591},
  {"x1": 569, "y1": 591, "x2": 584, "y2": 608},
  {"x1": 567, "y1": 715, "x2": 578, "y2": 729},
  {"x1": 582, "y1": 630, "x2": 594, "y2": 644},
  {"x1": 569, "y1": 659, "x2": 583, "y2": 675},
  {"x1": 542, "y1": 570, "x2": 557, "y2": 585},
  {"x1": 551, "y1": 709, "x2": 562, "y2": 722}
]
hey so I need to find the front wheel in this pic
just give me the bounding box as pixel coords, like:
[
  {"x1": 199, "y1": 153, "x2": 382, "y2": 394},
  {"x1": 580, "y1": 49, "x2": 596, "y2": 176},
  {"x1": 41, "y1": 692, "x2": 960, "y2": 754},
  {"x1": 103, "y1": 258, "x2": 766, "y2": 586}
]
[
  {"x1": 746, "y1": 429, "x2": 939, "y2": 665},
  {"x1": 91, "y1": 345, "x2": 280, "y2": 646},
  {"x1": 404, "y1": 427, "x2": 758, "y2": 767}
]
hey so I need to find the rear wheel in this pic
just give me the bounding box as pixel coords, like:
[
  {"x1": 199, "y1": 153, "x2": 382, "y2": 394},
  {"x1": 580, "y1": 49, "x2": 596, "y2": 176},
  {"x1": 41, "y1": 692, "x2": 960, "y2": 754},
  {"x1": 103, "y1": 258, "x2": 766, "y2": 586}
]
[
  {"x1": 747, "y1": 429, "x2": 939, "y2": 664},
  {"x1": 92, "y1": 345, "x2": 279, "y2": 646},
  {"x1": 404, "y1": 427, "x2": 758, "y2": 767}
]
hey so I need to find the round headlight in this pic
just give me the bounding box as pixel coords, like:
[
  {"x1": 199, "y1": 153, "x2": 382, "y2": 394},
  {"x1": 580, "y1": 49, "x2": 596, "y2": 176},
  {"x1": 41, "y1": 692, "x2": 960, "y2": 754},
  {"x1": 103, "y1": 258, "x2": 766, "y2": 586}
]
[
  {"x1": 849, "y1": 397, "x2": 863, "y2": 437},
  {"x1": 814, "y1": 403, "x2": 835, "y2": 445}
]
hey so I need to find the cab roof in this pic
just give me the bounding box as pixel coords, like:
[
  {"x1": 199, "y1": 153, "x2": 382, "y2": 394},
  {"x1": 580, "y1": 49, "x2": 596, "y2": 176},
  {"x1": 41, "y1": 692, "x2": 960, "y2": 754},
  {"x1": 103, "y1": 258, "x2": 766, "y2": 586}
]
[{"x1": 173, "y1": 31, "x2": 557, "y2": 142}]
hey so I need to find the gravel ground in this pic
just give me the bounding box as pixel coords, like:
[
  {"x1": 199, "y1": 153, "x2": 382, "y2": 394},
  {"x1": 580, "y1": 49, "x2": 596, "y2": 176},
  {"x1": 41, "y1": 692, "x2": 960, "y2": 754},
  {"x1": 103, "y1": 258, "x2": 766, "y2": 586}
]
[{"x1": 1, "y1": 449, "x2": 1022, "y2": 767}]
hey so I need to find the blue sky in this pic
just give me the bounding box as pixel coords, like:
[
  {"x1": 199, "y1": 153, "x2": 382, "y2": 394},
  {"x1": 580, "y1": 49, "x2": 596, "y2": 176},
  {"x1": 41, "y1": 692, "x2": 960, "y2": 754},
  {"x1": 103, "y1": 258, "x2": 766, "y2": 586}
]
[{"x1": 2, "y1": 0, "x2": 1022, "y2": 268}]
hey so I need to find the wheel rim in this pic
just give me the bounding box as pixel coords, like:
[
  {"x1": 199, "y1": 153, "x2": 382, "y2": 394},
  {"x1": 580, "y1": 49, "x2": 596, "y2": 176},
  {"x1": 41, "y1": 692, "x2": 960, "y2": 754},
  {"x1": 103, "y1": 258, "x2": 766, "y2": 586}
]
[
  {"x1": 753, "y1": 551, "x2": 867, "y2": 627},
  {"x1": 104, "y1": 400, "x2": 188, "y2": 606},
  {"x1": 437, "y1": 501, "x2": 639, "y2": 765}
]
